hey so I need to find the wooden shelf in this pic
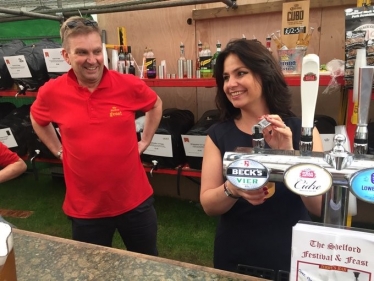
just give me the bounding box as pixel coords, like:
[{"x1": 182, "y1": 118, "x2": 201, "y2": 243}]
[
  {"x1": 142, "y1": 78, "x2": 217, "y2": 88},
  {"x1": 142, "y1": 75, "x2": 343, "y2": 87},
  {"x1": 0, "y1": 75, "x2": 344, "y2": 97}
]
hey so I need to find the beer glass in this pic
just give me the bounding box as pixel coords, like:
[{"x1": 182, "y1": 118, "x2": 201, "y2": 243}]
[{"x1": 0, "y1": 222, "x2": 17, "y2": 281}]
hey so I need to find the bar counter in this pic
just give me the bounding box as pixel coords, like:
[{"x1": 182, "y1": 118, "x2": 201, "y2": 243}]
[{"x1": 13, "y1": 229, "x2": 268, "y2": 281}]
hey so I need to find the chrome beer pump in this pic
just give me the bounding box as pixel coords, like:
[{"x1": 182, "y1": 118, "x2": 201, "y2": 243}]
[{"x1": 223, "y1": 58, "x2": 374, "y2": 227}]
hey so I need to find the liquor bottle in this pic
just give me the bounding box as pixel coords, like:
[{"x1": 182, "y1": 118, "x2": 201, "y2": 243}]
[
  {"x1": 270, "y1": 33, "x2": 288, "y2": 50},
  {"x1": 276, "y1": 30, "x2": 281, "y2": 41},
  {"x1": 212, "y1": 40, "x2": 221, "y2": 77},
  {"x1": 200, "y1": 44, "x2": 213, "y2": 78},
  {"x1": 303, "y1": 27, "x2": 315, "y2": 47},
  {"x1": 146, "y1": 48, "x2": 156, "y2": 79},
  {"x1": 124, "y1": 49, "x2": 129, "y2": 74},
  {"x1": 142, "y1": 47, "x2": 148, "y2": 78},
  {"x1": 127, "y1": 46, "x2": 136, "y2": 75},
  {"x1": 179, "y1": 42, "x2": 187, "y2": 78},
  {"x1": 118, "y1": 46, "x2": 126, "y2": 73},
  {"x1": 265, "y1": 35, "x2": 272, "y2": 54},
  {"x1": 196, "y1": 40, "x2": 203, "y2": 71},
  {"x1": 296, "y1": 29, "x2": 305, "y2": 47}
]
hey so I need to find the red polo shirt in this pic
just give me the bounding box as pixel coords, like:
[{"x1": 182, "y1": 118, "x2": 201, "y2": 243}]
[
  {"x1": 31, "y1": 69, "x2": 157, "y2": 218},
  {"x1": 0, "y1": 142, "x2": 19, "y2": 167}
]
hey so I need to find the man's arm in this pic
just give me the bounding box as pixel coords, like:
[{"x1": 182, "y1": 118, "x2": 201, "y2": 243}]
[
  {"x1": 30, "y1": 113, "x2": 62, "y2": 159},
  {"x1": 0, "y1": 158, "x2": 27, "y2": 184},
  {"x1": 138, "y1": 96, "x2": 162, "y2": 154}
]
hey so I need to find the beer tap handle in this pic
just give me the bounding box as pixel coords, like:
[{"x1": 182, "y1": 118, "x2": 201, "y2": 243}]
[
  {"x1": 354, "y1": 66, "x2": 374, "y2": 154},
  {"x1": 300, "y1": 54, "x2": 320, "y2": 156}
]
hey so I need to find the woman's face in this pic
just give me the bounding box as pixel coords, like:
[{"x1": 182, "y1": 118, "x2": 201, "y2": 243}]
[{"x1": 222, "y1": 53, "x2": 263, "y2": 109}]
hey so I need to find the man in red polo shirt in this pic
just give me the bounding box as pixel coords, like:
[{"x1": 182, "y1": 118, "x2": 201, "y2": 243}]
[
  {"x1": 30, "y1": 16, "x2": 162, "y2": 256},
  {"x1": 0, "y1": 142, "x2": 27, "y2": 184}
]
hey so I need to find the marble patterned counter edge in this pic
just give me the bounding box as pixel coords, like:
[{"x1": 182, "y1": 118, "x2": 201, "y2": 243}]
[{"x1": 12, "y1": 229, "x2": 269, "y2": 281}]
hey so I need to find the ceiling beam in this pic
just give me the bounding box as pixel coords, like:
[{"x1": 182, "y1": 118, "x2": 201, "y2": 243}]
[
  {"x1": 0, "y1": 6, "x2": 63, "y2": 21},
  {"x1": 192, "y1": 0, "x2": 357, "y2": 20},
  {"x1": 0, "y1": 0, "x2": 234, "y2": 23}
]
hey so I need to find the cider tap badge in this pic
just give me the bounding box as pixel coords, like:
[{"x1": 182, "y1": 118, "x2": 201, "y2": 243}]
[
  {"x1": 225, "y1": 159, "x2": 269, "y2": 190},
  {"x1": 283, "y1": 163, "x2": 332, "y2": 196}
]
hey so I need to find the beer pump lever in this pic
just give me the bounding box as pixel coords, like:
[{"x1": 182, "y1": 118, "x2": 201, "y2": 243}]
[
  {"x1": 354, "y1": 66, "x2": 374, "y2": 155},
  {"x1": 300, "y1": 54, "x2": 320, "y2": 156}
]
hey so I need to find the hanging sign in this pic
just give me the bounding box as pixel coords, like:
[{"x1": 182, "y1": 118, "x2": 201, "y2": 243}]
[{"x1": 281, "y1": 0, "x2": 310, "y2": 49}]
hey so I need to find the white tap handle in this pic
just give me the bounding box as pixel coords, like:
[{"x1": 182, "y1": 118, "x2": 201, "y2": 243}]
[{"x1": 300, "y1": 54, "x2": 320, "y2": 128}]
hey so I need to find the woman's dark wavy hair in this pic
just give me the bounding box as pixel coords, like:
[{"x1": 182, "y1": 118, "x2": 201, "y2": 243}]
[{"x1": 214, "y1": 39, "x2": 296, "y2": 121}]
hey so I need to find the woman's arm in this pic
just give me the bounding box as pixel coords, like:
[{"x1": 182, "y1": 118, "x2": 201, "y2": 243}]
[
  {"x1": 200, "y1": 136, "x2": 238, "y2": 216},
  {"x1": 200, "y1": 136, "x2": 267, "y2": 216}
]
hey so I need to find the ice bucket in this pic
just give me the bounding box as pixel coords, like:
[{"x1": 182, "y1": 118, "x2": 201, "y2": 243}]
[{"x1": 277, "y1": 48, "x2": 306, "y2": 74}]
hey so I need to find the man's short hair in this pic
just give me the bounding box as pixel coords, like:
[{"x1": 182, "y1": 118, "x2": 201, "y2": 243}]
[{"x1": 60, "y1": 16, "x2": 101, "y2": 49}]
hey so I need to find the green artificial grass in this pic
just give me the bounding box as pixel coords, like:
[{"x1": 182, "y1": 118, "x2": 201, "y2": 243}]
[{"x1": 0, "y1": 171, "x2": 217, "y2": 267}]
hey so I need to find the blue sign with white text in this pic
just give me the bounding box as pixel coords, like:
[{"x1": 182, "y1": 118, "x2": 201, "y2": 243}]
[{"x1": 350, "y1": 168, "x2": 374, "y2": 204}]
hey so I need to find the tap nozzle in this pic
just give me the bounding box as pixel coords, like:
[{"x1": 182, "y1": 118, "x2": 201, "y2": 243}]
[
  {"x1": 353, "y1": 124, "x2": 368, "y2": 154},
  {"x1": 30, "y1": 149, "x2": 40, "y2": 163},
  {"x1": 300, "y1": 127, "x2": 313, "y2": 156},
  {"x1": 252, "y1": 124, "x2": 265, "y2": 151},
  {"x1": 150, "y1": 160, "x2": 158, "y2": 177}
]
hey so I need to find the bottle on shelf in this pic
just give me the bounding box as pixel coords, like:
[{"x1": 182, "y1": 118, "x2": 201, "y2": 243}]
[
  {"x1": 212, "y1": 40, "x2": 221, "y2": 77},
  {"x1": 124, "y1": 49, "x2": 129, "y2": 74},
  {"x1": 276, "y1": 30, "x2": 282, "y2": 41},
  {"x1": 196, "y1": 40, "x2": 203, "y2": 70},
  {"x1": 196, "y1": 40, "x2": 203, "y2": 78},
  {"x1": 179, "y1": 42, "x2": 187, "y2": 78},
  {"x1": 270, "y1": 33, "x2": 288, "y2": 50},
  {"x1": 127, "y1": 46, "x2": 136, "y2": 75},
  {"x1": 118, "y1": 46, "x2": 126, "y2": 74},
  {"x1": 296, "y1": 27, "x2": 305, "y2": 45},
  {"x1": 265, "y1": 35, "x2": 272, "y2": 54},
  {"x1": 303, "y1": 26, "x2": 315, "y2": 47},
  {"x1": 142, "y1": 47, "x2": 148, "y2": 78},
  {"x1": 199, "y1": 44, "x2": 213, "y2": 78},
  {"x1": 146, "y1": 48, "x2": 156, "y2": 79}
]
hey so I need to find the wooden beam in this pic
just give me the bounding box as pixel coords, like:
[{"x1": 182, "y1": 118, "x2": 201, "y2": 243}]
[{"x1": 192, "y1": 0, "x2": 357, "y2": 20}]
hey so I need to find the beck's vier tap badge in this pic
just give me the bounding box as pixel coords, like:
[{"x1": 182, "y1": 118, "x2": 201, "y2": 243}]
[{"x1": 226, "y1": 159, "x2": 269, "y2": 190}]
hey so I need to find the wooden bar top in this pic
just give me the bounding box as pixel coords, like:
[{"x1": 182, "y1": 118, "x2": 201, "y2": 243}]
[{"x1": 12, "y1": 229, "x2": 269, "y2": 281}]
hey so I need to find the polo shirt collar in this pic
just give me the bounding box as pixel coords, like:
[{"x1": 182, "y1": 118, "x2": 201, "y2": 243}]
[{"x1": 66, "y1": 67, "x2": 112, "y2": 89}]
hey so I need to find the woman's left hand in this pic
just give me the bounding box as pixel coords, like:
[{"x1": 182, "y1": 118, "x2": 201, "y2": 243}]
[{"x1": 260, "y1": 114, "x2": 293, "y2": 150}]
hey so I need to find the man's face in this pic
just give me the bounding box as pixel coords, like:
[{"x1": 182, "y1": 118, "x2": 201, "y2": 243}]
[{"x1": 62, "y1": 32, "x2": 104, "y2": 88}]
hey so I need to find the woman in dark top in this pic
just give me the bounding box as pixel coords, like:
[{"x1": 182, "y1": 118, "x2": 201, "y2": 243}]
[{"x1": 200, "y1": 39, "x2": 323, "y2": 274}]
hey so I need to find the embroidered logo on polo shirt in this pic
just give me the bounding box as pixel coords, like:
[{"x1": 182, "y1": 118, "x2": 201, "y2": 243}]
[{"x1": 110, "y1": 106, "x2": 122, "y2": 117}]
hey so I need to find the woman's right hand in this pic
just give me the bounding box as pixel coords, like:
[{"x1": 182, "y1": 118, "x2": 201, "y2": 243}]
[{"x1": 227, "y1": 181, "x2": 269, "y2": 205}]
